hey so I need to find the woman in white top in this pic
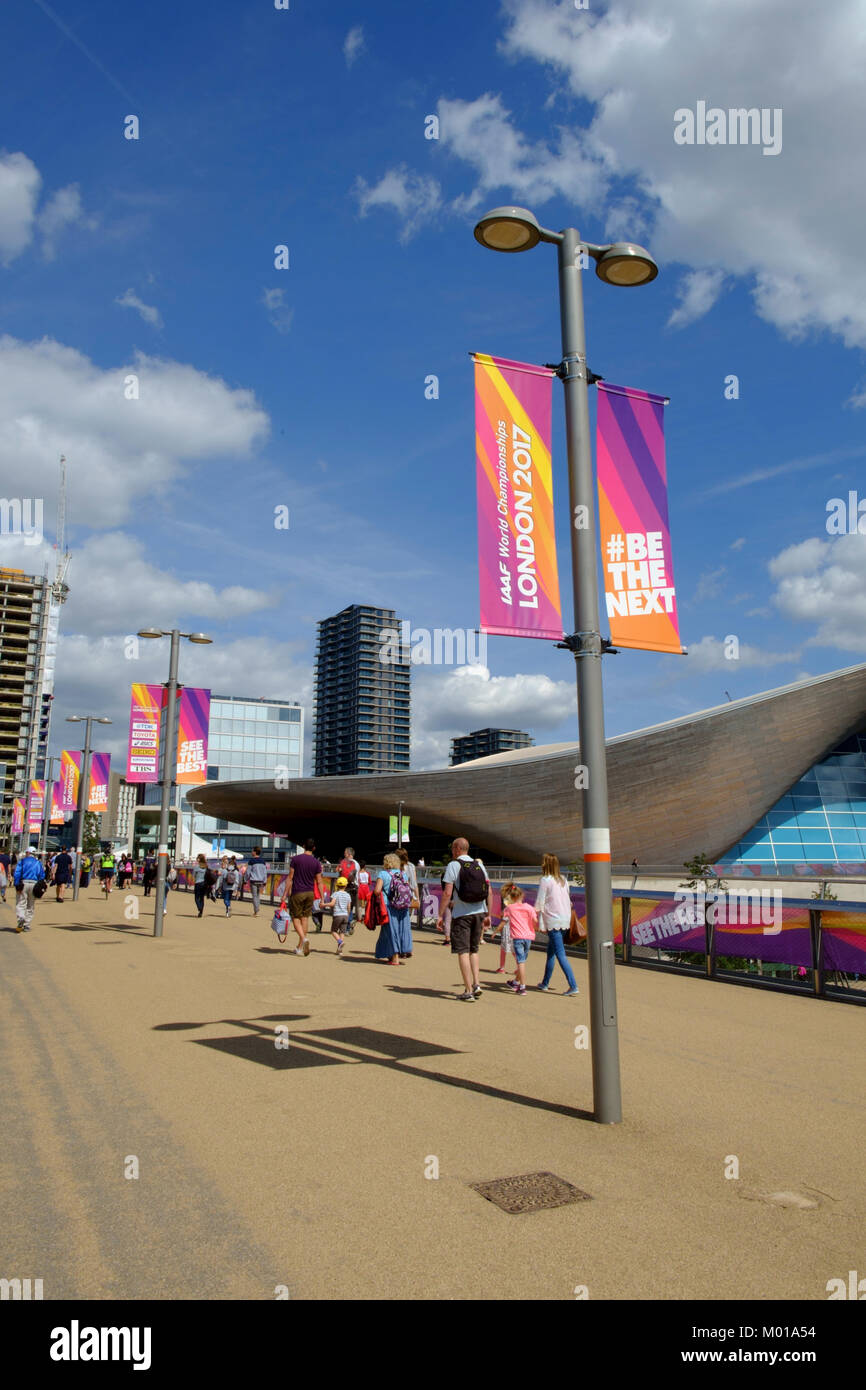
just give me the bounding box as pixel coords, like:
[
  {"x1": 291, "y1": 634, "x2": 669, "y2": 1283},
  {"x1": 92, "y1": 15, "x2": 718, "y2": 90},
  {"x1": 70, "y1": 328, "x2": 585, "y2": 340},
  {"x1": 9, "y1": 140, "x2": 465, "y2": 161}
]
[{"x1": 534, "y1": 853, "x2": 579, "y2": 994}]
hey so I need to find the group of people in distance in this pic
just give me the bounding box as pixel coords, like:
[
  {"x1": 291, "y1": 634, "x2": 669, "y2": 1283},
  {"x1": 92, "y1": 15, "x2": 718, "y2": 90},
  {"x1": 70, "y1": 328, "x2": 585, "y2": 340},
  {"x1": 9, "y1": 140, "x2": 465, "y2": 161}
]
[{"x1": 267, "y1": 835, "x2": 581, "y2": 1001}]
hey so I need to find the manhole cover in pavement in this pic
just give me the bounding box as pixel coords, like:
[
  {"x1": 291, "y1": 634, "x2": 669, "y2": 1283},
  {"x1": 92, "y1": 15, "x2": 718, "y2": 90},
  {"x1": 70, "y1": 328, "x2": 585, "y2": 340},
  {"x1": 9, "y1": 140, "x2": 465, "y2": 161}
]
[{"x1": 471, "y1": 1172, "x2": 592, "y2": 1214}]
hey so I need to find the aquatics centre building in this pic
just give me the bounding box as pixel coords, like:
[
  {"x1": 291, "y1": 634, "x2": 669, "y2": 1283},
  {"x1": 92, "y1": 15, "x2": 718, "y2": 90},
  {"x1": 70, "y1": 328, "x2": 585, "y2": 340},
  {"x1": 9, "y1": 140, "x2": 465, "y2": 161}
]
[{"x1": 190, "y1": 663, "x2": 866, "y2": 873}]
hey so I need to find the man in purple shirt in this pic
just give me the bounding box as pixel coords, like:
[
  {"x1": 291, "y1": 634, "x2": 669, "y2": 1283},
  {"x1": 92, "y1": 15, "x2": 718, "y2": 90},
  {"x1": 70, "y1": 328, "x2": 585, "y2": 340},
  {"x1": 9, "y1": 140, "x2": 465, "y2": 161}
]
[{"x1": 281, "y1": 837, "x2": 324, "y2": 956}]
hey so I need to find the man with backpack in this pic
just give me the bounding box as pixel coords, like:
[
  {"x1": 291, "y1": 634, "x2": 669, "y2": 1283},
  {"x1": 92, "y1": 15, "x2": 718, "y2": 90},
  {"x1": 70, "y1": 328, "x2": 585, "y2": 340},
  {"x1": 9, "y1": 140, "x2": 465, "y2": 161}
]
[
  {"x1": 218, "y1": 858, "x2": 239, "y2": 917},
  {"x1": 338, "y1": 846, "x2": 359, "y2": 934},
  {"x1": 437, "y1": 837, "x2": 490, "y2": 1001}
]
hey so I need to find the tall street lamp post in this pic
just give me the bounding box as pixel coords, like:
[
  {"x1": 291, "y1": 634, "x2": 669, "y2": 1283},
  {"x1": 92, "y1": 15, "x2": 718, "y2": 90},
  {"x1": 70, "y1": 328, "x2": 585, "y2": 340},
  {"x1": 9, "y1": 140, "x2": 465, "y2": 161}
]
[
  {"x1": 66, "y1": 715, "x2": 112, "y2": 901},
  {"x1": 138, "y1": 628, "x2": 212, "y2": 938},
  {"x1": 473, "y1": 206, "x2": 658, "y2": 1124}
]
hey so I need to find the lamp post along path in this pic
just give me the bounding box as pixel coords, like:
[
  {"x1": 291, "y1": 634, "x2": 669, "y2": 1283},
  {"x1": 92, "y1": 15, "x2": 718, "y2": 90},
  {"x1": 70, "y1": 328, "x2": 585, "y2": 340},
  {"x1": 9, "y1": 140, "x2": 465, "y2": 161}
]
[
  {"x1": 473, "y1": 207, "x2": 658, "y2": 1123},
  {"x1": 153, "y1": 630, "x2": 180, "y2": 939}
]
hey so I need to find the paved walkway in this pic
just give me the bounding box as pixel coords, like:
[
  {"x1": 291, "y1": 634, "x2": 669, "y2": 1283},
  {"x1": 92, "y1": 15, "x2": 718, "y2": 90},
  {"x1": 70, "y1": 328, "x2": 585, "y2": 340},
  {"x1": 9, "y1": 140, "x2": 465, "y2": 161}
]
[{"x1": 1, "y1": 885, "x2": 862, "y2": 1300}]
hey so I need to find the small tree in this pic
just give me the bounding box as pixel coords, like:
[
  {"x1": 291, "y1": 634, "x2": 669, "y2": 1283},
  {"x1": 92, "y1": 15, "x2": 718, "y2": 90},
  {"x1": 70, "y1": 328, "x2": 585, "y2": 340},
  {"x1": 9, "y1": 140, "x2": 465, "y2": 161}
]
[
  {"x1": 680, "y1": 853, "x2": 727, "y2": 976},
  {"x1": 566, "y1": 862, "x2": 585, "y2": 886},
  {"x1": 82, "y1": 812, "x2": 101, "y2": 854}
]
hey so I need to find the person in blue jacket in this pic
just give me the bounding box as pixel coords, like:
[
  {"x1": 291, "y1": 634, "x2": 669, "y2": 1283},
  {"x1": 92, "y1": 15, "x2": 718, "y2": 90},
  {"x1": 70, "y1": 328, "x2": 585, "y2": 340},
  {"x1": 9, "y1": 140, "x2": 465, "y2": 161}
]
[{"x1": 14, "y1": 844, "x2": 46, "y2": 932}]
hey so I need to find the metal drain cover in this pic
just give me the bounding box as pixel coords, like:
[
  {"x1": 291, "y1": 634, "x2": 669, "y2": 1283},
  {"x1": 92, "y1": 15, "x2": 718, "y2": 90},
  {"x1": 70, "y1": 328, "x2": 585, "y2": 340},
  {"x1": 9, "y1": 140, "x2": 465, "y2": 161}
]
[{"x1": 471, "y1": 1171, "x2": 592, "y2": 1214}]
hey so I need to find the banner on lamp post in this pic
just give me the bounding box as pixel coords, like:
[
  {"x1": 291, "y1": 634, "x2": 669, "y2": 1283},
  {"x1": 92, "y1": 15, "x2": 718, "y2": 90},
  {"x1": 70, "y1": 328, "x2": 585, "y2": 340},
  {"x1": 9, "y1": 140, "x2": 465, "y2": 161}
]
[
  {"x1": 596, "y1": 381, "x2": 685, "y2": 655},
  {"x1": 12, "y1": 799, "x2": 25, "y2": 835},
  {"x1": 28, "y1": 780, "x2": 44, "y2": 834},
  {"x1": 58, "y1": 749, "x2": 81, "y2": 810},
  {"x1": 473, "y1": 353, "x2": 564, "y2": 641},
  {"x1": 389, "y1": 815, "x2": 410, "y2": 843},
  {"x1": 176, "y1": 688, "x2": 210, "y2": 784},
  {"x1": 49, "y1": 782, "x2": 64, "y2": 824},
  {"x1": 88, "y1": 754, "x2": 111, "y2": 813},
  {"x1": 127, "y1": 683, "x2": 164, "y2": 783}
]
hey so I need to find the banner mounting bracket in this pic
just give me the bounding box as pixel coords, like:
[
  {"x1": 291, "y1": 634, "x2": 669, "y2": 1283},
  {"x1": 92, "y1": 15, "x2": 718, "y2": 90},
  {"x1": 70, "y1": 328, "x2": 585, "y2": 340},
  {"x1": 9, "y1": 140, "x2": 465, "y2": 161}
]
[{"x1": 556, "y1": 633, "x2": 619, "y2": 656}]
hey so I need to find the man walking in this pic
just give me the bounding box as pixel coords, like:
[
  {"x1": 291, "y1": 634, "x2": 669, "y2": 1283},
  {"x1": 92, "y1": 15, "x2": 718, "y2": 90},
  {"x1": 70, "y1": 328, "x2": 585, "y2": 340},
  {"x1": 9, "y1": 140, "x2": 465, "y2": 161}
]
[
  {"x1": 338, "y1": 846, "x2": 359, "y2": 932},
  {"x1": 280, "y1": 837, "x2": 324, "y2": 956},
  {"x1": 437, "y1": 837, "x2": 490, "y2": 1001},
  {"x1": 246, "y1": 846, "x2": 269, "y2": 916},
  {"x1": 53, "y1": 846, "x2": 73, "y2": 901},
  {"x1": 14, "y1": 844, "x2": 45, "y2": 932}
]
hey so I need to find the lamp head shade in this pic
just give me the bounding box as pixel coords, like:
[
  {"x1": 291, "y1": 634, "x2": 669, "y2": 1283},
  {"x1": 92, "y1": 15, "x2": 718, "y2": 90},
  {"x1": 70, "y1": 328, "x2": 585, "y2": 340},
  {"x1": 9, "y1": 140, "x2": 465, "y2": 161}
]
[
  {"x1": 595, "y1": 243, "x2": 659, "y2": 286},
  {"x1": 473, "y1": 206, "x2": 543, "y2": 253},
  {"x1": 187, "y1": 633, "x2": 213, "y2": 645}
]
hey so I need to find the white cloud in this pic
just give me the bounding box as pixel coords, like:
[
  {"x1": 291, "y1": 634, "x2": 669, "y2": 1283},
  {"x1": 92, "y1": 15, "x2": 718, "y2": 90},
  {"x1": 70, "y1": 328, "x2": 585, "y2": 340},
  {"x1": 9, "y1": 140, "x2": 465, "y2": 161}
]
[
  {"x1": 37, "y1": 183, "x2": 94, "y2": 260},
  {"x1": 438, "y1": 93, "x2": 608, "y2": 214},
  {"x1": 0, "y1": 334, "x2": 269, "y2": 528},
  {"x1": 343, "y1": 25, "x2": 366, "y2": 68},
  {"x1": 846, "y1": 383, "x2": 866, "y2": 410},
  {"x1": 115, "y1": 288, "x2": 162, "y2": 328},
  {"x1": 730, "y1": 537, "x2": 746, "y2": 551},
  {"x1": 411, "y1": 664, "x2": 574, "y2": 767},
  {"x1": 680, "y1": 635, "x2": 799, "y2": 674},
  {"x1": 0, "y1": 530, "x2": 277, "y2": 636},
  {"x1": 667, "y1": 268, "x2": 725, "y2": 329},
  {"x1": 769, "y1": 533, "x2": 866, "y2": 650},
  {"x1": 354, "y1": 166, "x2": 442, "y2": 243},
  {"x1": 489, "y1": 0, "x2": 866, "y2": 347},
  {"x1": 0, "y1": 151, "x2": 41, "y2": 263},
  {"x1": 261, "y1": 287, "x2": 294, "y2": 334},
  {"x1": 692, "y1": 565, "x2": 727, "y2": 603}
]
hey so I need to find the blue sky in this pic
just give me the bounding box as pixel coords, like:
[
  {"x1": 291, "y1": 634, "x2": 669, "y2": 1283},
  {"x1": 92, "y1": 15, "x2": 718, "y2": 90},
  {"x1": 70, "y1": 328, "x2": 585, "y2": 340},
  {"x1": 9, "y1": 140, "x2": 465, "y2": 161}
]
[{"x1": 1, "y1": 0, "x2": 865, "y2": 773}]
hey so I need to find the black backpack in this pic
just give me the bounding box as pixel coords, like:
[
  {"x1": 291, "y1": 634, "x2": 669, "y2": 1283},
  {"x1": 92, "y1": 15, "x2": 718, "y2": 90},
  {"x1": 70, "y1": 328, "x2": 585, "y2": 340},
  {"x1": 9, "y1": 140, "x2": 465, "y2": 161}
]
[{"x1": 457, "y1": 858, "x2": 488, "y2": 904}]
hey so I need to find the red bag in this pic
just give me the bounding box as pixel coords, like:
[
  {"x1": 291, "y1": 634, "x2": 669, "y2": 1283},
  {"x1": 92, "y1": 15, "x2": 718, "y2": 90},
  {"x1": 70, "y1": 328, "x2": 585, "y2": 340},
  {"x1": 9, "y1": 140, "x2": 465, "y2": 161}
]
[{"x1": 365, "y1": 888, "x2": 388, "y2": 931}]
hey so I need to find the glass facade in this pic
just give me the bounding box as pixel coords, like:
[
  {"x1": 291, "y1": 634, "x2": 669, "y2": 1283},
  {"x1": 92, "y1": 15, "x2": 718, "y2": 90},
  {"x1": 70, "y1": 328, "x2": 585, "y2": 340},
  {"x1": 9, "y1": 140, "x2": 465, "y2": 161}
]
[
  {"x1": 721, "y1": 733, "x2": 866, "y2": 865},
  {"x1": 313, "y1": 605, "x2": 410, "y2": 776}
]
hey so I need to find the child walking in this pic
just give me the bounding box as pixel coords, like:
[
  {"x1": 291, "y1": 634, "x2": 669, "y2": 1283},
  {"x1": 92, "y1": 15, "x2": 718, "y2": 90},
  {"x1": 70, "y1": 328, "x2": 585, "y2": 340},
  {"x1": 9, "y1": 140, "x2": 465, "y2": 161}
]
[
  {"x1": 325, "y1": 876, "x2": 352, "y2": 955},
  {"x1": 500, "y1": 883, "x2": 537, "y2": 996},
  {"x1": 492, "y1": 892, "x2": 515, "y2": 976}
]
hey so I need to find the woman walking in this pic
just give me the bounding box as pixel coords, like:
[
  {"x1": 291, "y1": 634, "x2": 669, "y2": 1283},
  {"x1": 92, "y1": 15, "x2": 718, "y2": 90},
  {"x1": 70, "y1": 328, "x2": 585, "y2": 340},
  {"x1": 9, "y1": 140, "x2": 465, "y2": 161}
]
[
  {"x1": 535, "y1": 853, "x2": 579, "y2": 995},
  {"x1": 193, "y1": 854, "x2": 208, "y2": 917},
  {"x1": 356, "y1": 860, "x2": 372, "y2": 922},
  {"x1": 397, "y1": 847, "x2": 419, "y2": 927},
  {"x1": 373, "y1": 852, "x2": 412, "y2": 963}
]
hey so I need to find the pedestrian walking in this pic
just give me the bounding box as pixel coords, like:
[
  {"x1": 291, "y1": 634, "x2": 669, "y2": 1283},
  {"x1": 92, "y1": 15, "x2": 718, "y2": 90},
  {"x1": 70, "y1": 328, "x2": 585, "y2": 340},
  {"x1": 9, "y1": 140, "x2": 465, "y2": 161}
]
[
  {"x1": 338, "y1": 847, "x2": 360, "y2": 930},
  {"x1": 193, "y1": 854, "x2": 208, "y2": 917},
  {"x1": 80, "y1": 852, "x2": 91, "y2": 888},
  {"x1": 500, "y1": 883, "x2": 537, "y2": 997},
  {"x1": 535, "y1": 853, "x2": 579, "y2": 995},
  {"x1": 397, "y1": 847, "x2": 419, "y2": 927},
  {"x1": 437, "y1": 864, "x2": 453, "y2": 945},
  {"x1": 142, "y1": 853, "x2": 155, "y2": 896},
  {"x1": 356, "y1": 860, "x2": 372, "y2": 922},
  {"x1": 246, "y1": 846, "x2": 268, "y2": 916},
  {"x1": 492, "y1": 894, "x2": 515, "y2": 977},
  {"x1": 53, "y1": 847, "x2": 73, "y2": 901},
  {"x1": 218, "y1": 859, "x2": 239, "y2": 916},
  {"x1": 14, "y1": 844, "x2": 45, "y2": 932},
  {"x1": 98, "y1": 849, "x2": 116, "y2": 895},
  {"x1": 0, "y1": 857, "x2": 7, "y2": 904},
  {"x1": 325, "y1": 876, "x2": 352, "y2": 955},
  {"x1": 437, "y1": 838, "x2": 490, "y2": 1000},
  {"x1": 373, "y1": 853, "x2": 413, "y2": 963},
  {"x1": 280, "y1": 837, "x2": 324, "y2": 956}
]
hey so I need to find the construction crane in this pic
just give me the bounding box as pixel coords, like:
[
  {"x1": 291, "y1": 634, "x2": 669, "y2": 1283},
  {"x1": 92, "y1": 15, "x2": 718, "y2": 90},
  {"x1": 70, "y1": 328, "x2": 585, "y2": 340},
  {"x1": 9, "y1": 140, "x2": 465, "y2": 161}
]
[{"x1": 51, "y1": 454, "x2": 70, "y2": 604}]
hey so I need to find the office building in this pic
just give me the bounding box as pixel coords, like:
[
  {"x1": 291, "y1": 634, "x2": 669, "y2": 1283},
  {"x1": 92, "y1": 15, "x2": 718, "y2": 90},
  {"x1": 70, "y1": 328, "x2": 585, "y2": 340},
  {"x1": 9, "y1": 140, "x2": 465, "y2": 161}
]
[
  {"x1": 183, "y1": 693, "x2": 304, "y2": 859},
  {"x1": 450, "y1": 727, "x2": 534, "y2": 766},
  {"x1": 0, "y1": 568, "x2": 54, "y2": 844},
  {"x1": 313, "y1": 604, "x2": 410, "y2": 776}
]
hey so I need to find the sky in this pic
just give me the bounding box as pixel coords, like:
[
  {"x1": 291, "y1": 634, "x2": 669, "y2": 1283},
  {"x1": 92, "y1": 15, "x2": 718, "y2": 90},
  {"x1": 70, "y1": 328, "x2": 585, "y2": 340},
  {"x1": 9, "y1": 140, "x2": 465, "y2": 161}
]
[{"x1": 1, "y1": 0, "x2": 865, "y2": 778}]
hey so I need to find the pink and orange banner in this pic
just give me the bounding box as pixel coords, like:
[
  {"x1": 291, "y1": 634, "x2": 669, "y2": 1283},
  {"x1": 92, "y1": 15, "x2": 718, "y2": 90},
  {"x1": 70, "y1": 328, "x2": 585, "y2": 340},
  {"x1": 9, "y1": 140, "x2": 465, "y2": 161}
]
[
  {"x1": 49, "y1": 782, "x2": 64, "y2": 824},
  {"x1": 88, "y1": 754, "x2": 110, "y2": 813},
  {"x1": 28, "y1": 780, "x2": 44, "y2": 834},
  {"x1": 474, "y1": 354, "x2": 563, "y2": 640},
  {"x1": 597, "y1": 382, "x2": 684, "y2": 655},
  {"x1": 58, "y1": 749, "x2": 81, "y2": 810},
  {"x1": 12, "y1": 798, "x2": 25, "y2": 835},
  {"x1": 176, "y1": 687, "x2": 210, "y2": 784},
  {"x1": 127, "y1": 683, "x2": 164, "y2": 783}
]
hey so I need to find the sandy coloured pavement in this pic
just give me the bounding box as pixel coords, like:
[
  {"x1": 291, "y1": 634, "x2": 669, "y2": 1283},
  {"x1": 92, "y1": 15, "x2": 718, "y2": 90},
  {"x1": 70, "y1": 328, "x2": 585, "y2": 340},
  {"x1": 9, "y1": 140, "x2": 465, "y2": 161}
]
[{"x1": 0, "y1": 883, "x2": 862, "y2": 1301}]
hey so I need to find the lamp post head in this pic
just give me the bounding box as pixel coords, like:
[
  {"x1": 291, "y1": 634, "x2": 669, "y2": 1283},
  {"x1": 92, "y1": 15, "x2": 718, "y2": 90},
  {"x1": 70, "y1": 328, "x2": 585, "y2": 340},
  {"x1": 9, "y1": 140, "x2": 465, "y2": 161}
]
[
  {"x1": 594, "y1": 242, "x2": 659, "y2": 286},
  {"x1": 96, "y1": 717, "x2": 112, "y2": 724},
  {"x1": 137, "y1": 628, "x2": 164, "y2": 640},
  {"x1": 187, "y1": 633, "x2": 213, "y2": 645},
  {"x1": 66, "y1": 715, "x2": 82, "y2": 723},
  {"x1": 473, "y1": 206, "x2": 545, "y2": 253}
]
